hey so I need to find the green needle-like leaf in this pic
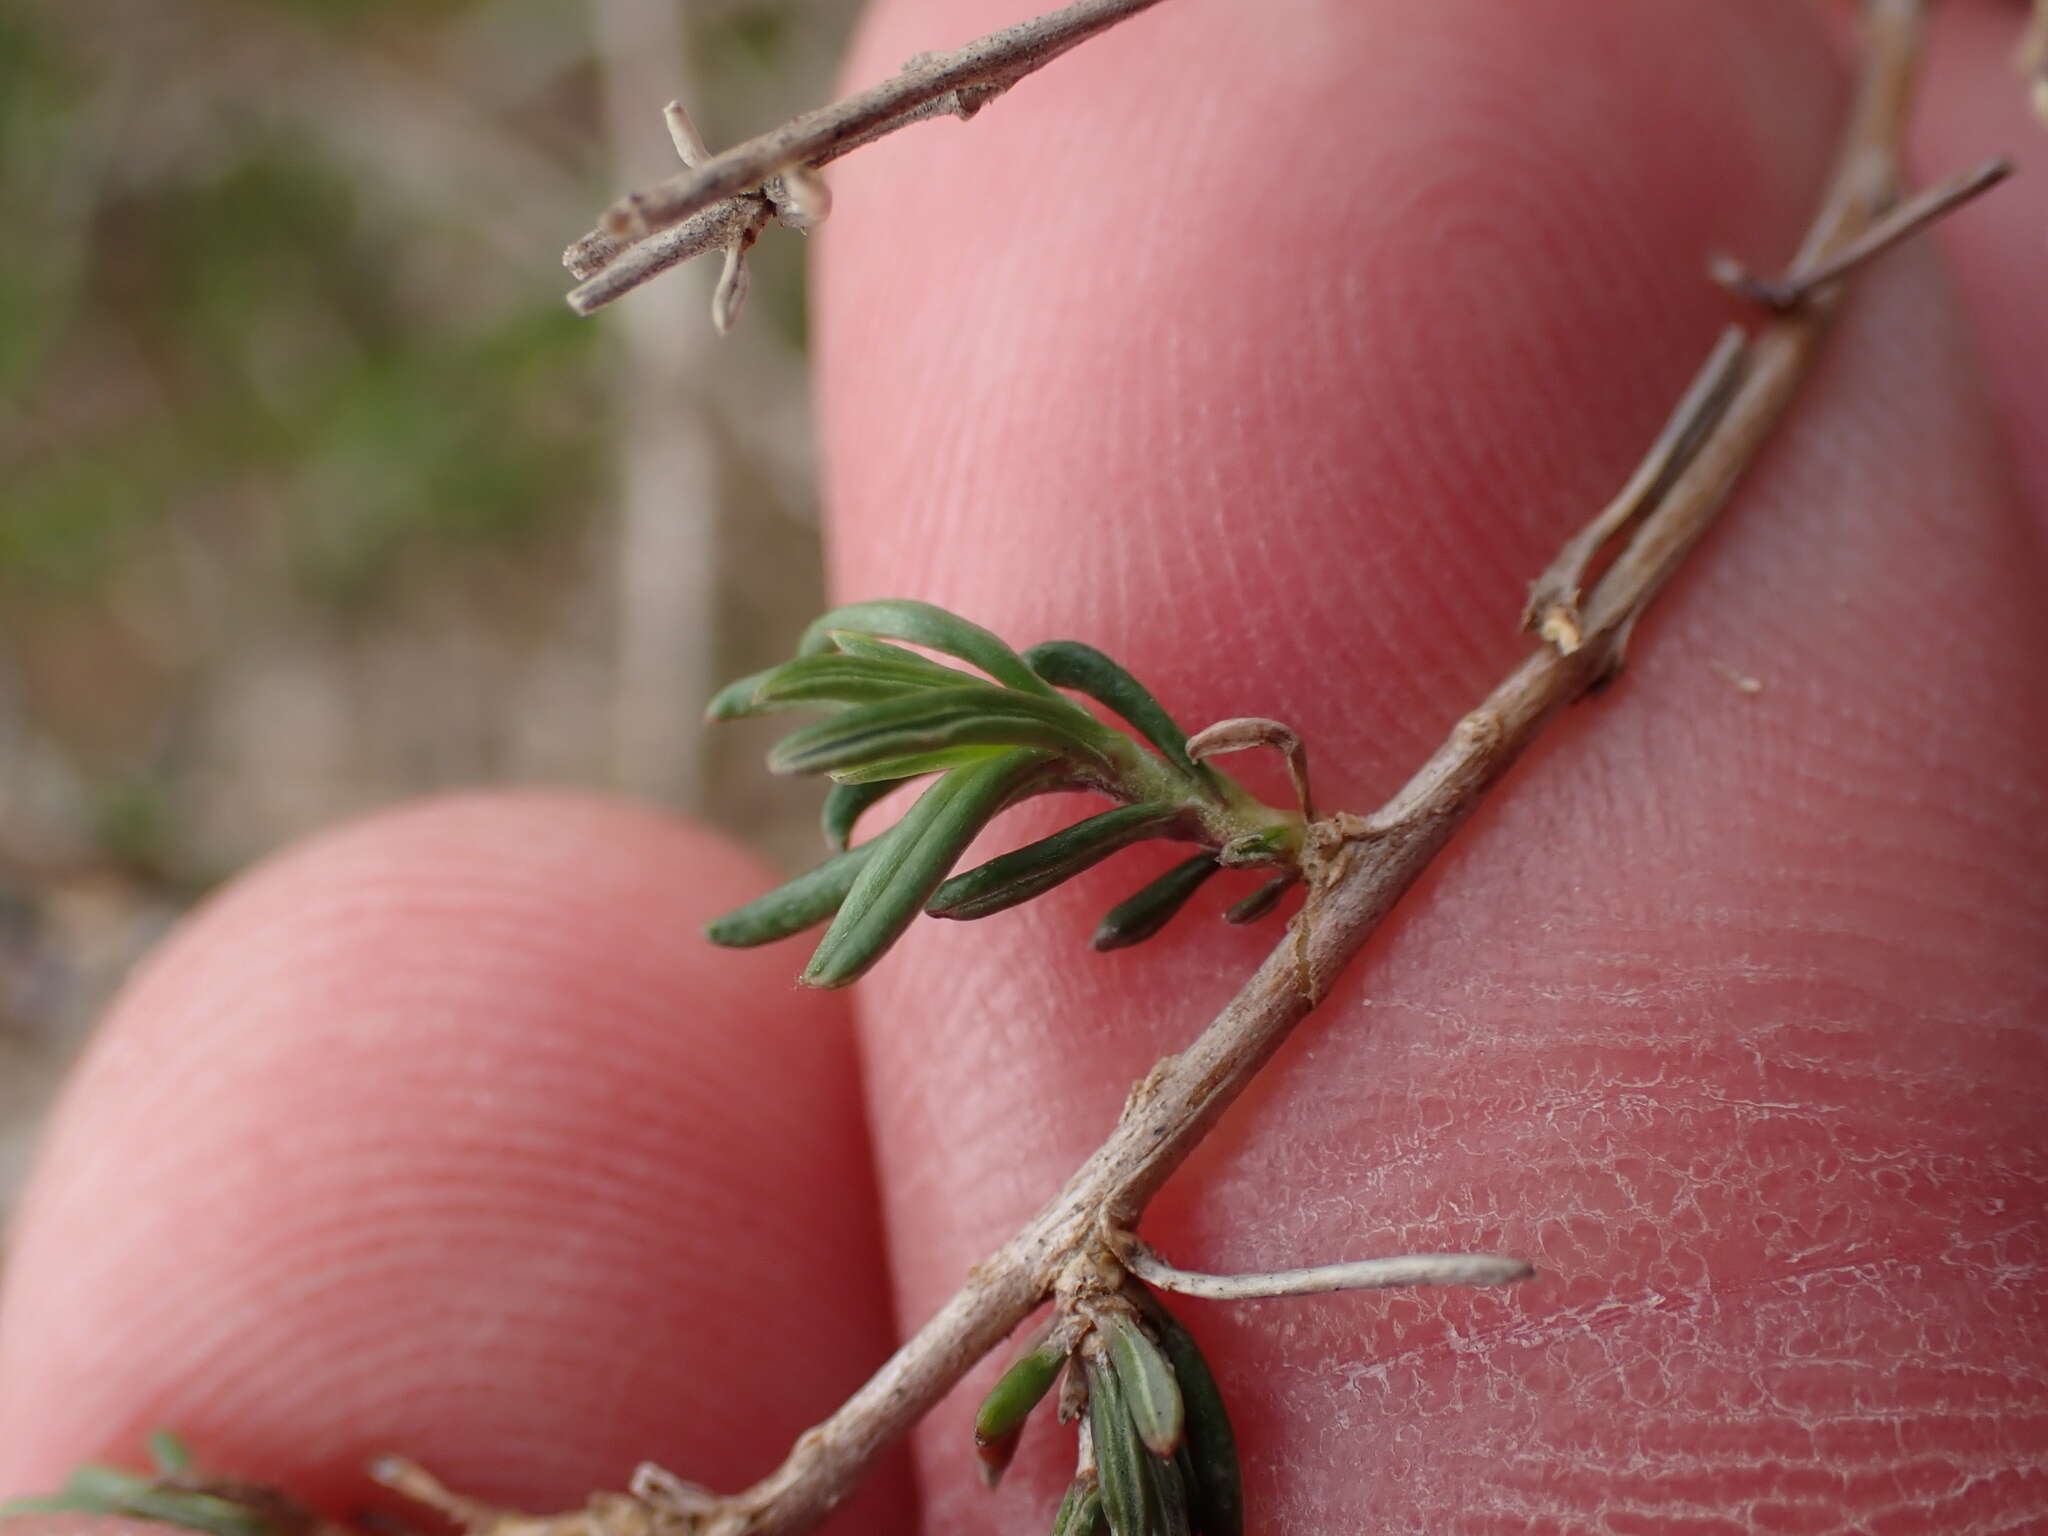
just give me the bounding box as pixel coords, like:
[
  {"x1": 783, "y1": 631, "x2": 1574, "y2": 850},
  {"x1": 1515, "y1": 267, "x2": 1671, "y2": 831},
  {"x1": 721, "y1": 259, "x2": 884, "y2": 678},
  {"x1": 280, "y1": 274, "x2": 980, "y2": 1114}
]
[
  {"x1": 1052, "y1": 1484, "x2": 1105, "y2": 1536},
  {"x1": 822, "y1": 779, "x2": 901, "y2": 851},
  {"x1": 148, "y1": 1431, "x2": 194, "y2": 1477},
  {"x1": 1171, "y1": 1444, "x2": 1204, "y2": 1536},
  {"x1": 1139, "y1": 1299, "x2": 1242, "y2": 1536},
  {"x1": 1146, "y1": 1450, "x2": 1192, "y2": 1536},
  {"x1": 1103, "y1": 1315, "x2": 1185, "y2": 1459},
  {"x1": 707, "y1": 654, "x2": 967, "y2": 721},
  {"x1": 769, "y1": 687, "x2": 1110, "y2": 779},
  {"x1": 2, "y1": 1437, "x2": 318, "y2": 1536},
  {"x1": 927, "y1": 804, "x2": 1182, "y2": 920},
  {"x1": 1091, "y1": 855, "x2": 1221, "y2": 952},
  {"x1": 802, "y1": 750, "x2": 1056, "y2": 988},
  {"x1": 1217, "y1": 824, "x2": 1295, "y2": 868},
  {"x1": 825, "y1": 630, "x2": 966, "y2": 674},
  {"x1": 705, "y1": 834, "x2": 891, "y2": 948},
  {"x1": 1024, "y1": 640, "x2": 1200, "y2": 777},
  {"x1": 60, "y1": 1466, "x2": 154, "y2": 1504},
  {"x1": 974, "y1": 1335, "x2": 1066, "y2": 1487},
  {"x1": 975, "y1": 1338, "x2": 1067, "y2": 1445},
  {"x1": 3, "y1": 1470, "x2": 269, "y2": 1536},
  {"x1": 798, "y1": 599, "x2": 1056, "y2": 696},
  {"x1": 101, "y1": 1487, "x2": 270, "y2": 1536},
  {"x1": 1049, "y1": 1482, "x2": 1080, "y2": 1535},
  {"x1": 1087, "y1": 1359, "x2": 1154, "y2": 1536},
  {"x1": 1, "y1": 1468, "x2": 138, "y2": 1522},
  {"x1": 832, "y1": 760, "x2": 1077, "y2": 840},
  {"x1": 705, "y1": 667, "x2": 779, "y2": 722},
  {"x1": 826, "y1": 744, "x2": 1010, "y2": 785},
  {"x1": 1224, "y1": 874, "x2": 1292, "y2": 926}
]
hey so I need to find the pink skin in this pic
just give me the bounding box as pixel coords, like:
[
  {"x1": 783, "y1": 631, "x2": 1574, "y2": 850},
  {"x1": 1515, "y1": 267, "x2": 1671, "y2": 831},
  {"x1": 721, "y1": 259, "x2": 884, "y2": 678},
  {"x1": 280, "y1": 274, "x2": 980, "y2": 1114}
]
[
  {"x1": 0, "y1": 800, "x2": 910, "y2": 1527},
  {"x1": 5, "y1": 2, "x2": 2046, "y2": 1533},
  {"x1": 1914, "y1": 0, "x2": 2048, "y2": 525}
]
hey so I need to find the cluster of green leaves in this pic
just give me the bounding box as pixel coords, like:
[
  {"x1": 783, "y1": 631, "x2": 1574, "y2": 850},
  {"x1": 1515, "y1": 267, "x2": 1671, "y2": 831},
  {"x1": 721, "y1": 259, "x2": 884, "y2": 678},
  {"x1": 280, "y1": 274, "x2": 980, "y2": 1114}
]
[
  {"x1": 0, "y1": 1432, "x2": 314, "y2": 1536},
  {"x1": 974, "y1": 1293, "x2": 1242, "y2": 1536},
  {"x1": 705, "y1": 601, "x2": 1305, "y2": 987}
]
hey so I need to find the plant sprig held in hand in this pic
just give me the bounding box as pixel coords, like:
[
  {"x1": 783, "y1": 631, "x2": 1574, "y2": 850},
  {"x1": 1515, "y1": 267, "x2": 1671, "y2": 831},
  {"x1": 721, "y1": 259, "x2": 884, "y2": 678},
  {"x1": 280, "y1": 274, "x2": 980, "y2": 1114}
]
[
  {"x1": 350, "y1": 3, "x2": 2020, "y2": 1535},
  {"x1": 704, "y1": 600, "x2": 1308, "y2": 988}
]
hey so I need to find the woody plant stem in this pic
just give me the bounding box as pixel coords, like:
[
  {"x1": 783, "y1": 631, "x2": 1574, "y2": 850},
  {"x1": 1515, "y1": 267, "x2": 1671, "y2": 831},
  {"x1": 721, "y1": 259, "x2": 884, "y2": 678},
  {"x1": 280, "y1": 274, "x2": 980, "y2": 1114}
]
[{"x1": 561, "y1": 0, "x2": 1168, "y2": 315}]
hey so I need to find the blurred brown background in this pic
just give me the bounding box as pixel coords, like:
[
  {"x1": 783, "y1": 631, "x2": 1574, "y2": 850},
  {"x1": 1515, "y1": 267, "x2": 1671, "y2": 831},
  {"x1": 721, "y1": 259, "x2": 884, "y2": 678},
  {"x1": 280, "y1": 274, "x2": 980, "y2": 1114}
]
[{"x1": 0, "y1": 0, "x2": 863, "y2": 1232}]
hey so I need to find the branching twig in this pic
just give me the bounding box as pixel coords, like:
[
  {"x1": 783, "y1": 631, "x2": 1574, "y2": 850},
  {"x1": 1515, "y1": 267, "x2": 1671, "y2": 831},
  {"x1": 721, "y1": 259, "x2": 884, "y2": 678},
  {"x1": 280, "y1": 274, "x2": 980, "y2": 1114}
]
[
  {"x1": 381, "y1": 3, "x2": 2010, "y2": 1534},
  {"x1": 1710, "y1": 155, "x2": 2011, "y2": 312},
  {"x1": 1521, "y1": 325, "x2": 1749, "y2": 654},
  {"x1": 562, "y1": 0, "x2": 1168, "y2": 315}
]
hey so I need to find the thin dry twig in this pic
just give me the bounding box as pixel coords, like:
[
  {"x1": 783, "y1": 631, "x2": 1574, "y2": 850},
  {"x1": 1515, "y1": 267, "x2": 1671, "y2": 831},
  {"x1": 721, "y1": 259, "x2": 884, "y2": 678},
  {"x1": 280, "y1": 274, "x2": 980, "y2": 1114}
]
[
  {"x1": 1521, "y1": 325, "x2": 1749, "y2": 653},
  {"x1": 1710, "y1": 155, "x2": 2012, "y2": 311},
  {"x1": 371, "y1": 1460, "x2": 510, "y2": 1531},
  {"x1": 384, "y1": 3, "x2": 1997, "y2": 1534},
  {"x1": 562, "y1": 0, "x2": 1168, "y2": 315},
  {"x1": 1115, "y1": 1236, "x2": 1534, "y2": 1301},
  {"x1": 569, "y1": 201, "x2": 768, "y2": 321},
  {"x1": 1526, "y1": 148, "x2": 2005, "y2": 655}
]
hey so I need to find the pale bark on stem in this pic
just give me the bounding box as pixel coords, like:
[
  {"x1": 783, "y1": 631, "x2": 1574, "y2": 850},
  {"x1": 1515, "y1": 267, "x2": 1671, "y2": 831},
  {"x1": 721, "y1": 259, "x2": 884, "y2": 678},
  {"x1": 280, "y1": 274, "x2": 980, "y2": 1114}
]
[
  {"x1": 1521, "y1": 326, "x2": 1748, "y2": 654},
  {"x1": 1710, "y1": 155, "x2": 2011, "y2": 312},
  {"x1": 380, "y1": 3, "x2": 1984, "y2": 1535},
  {"x1": 563, "y1": 0, "x2": 1169, "y2": 313},
  {"x1": 569, "y1": 200, "x2": 772, "y2": 320},
  {"x1": 1115, "y1": 1238, "x2": 1535, "y2": 1301}
]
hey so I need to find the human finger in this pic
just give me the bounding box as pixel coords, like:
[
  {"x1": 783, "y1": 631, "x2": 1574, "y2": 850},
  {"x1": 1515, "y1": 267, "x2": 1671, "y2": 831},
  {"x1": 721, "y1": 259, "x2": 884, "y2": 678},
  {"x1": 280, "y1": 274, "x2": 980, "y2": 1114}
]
[
  {"x1": 0, "y1": 794, "x2": 911, "y2": 1531},
  {"x1": 814, "y1": 0, "x2": 2048, "y2": 1529}
]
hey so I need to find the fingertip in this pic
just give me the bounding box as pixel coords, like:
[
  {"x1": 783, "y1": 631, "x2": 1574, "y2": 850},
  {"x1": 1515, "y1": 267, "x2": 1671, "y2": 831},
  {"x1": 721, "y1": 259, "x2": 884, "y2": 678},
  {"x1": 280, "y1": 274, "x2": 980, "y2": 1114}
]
[
  {"x1": 813, "y1": 0, "x2": 2048, "y2": 1529},
  {"x1": 0, "y1": 793, "x2": 907, "y2": 1529}
]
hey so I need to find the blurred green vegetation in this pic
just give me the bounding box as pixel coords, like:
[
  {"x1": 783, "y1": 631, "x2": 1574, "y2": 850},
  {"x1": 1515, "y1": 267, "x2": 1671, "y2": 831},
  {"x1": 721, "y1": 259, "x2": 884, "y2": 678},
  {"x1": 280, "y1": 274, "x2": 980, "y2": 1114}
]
[
  {"x1": 0, "y1": 0, "x2": 842, "y2": 614},
  {"x1": 1, "y1": 62, "x2": 604, "y2": 607},
  {"x1": 0, "y1": 10, "x2": 84, "y2": 396},
  {"x1": 0, "y1": 0, "x2": 854, "y2": 1085}
]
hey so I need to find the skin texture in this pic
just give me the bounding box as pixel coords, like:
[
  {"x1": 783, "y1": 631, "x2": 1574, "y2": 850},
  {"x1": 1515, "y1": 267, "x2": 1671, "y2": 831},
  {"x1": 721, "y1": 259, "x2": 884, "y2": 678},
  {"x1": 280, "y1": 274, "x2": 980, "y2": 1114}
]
[
  {"x1": 0, "y1": 800, "x2": 909, "y2": 1526},
  {"x1": 4, "y1": 1, "x2": 2046, "y2": 1533},
  {"x1": 1915, "y1": 0, "x2": 2048, "y2": 523}
]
